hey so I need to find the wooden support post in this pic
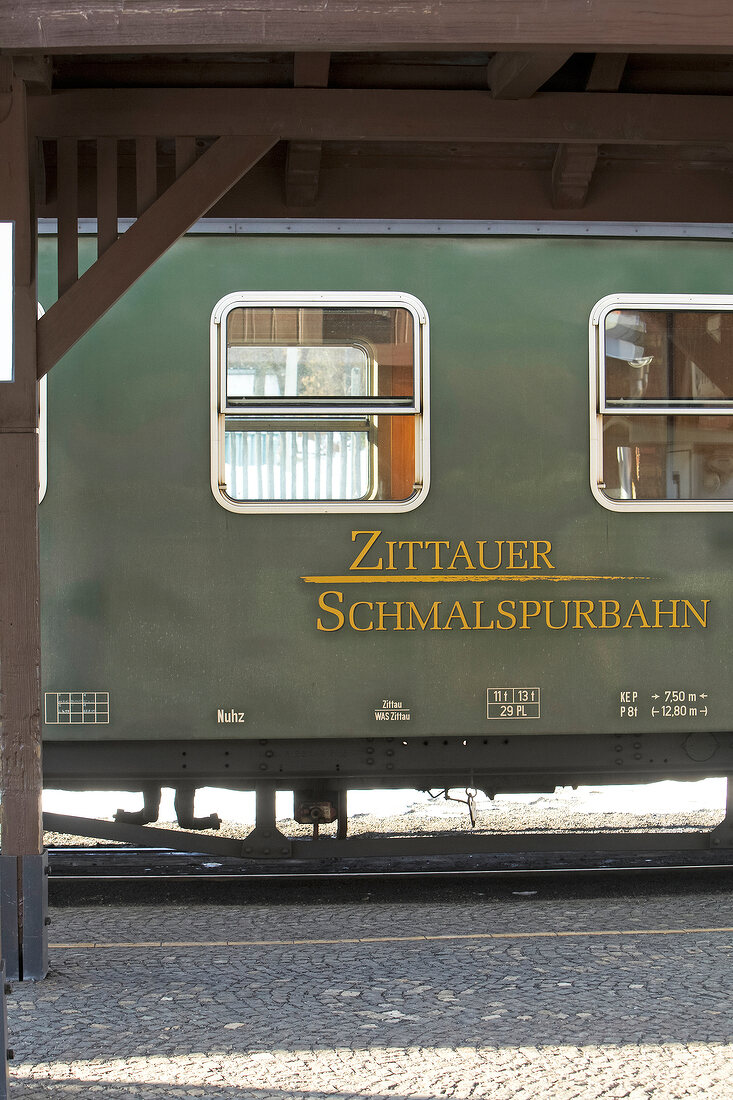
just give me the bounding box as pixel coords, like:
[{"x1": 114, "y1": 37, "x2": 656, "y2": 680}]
[{"x1": 0, "y1": 76, "x2": 47, "y2": 982}]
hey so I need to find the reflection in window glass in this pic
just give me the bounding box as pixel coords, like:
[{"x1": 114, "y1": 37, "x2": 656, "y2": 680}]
[
  {"x1": 605, "y1": 310, "x2": 733, "y2": 405},
  {"x1": 227, "y1": 345, "x2": 370, "y2": 402},
  {"x1": 603, "y1": 415, "x2": 733, "y2": 501},
  {"x1": 223, "y1": 414, "x2": 417, "y2": 503},
  {"x1": 225, "y1": 421, "x2": 372, "y2": 502},
  {"x1": 225, "y1": 305, "x2": 415, "y2": 405}
]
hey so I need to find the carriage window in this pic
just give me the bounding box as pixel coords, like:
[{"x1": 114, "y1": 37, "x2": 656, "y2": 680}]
[
  {"x1": 591, "y1": 296, "x2": 733, "y2": 510},
  {"x1": 211, "y1": 294, "x2": 429, "y2": 513}
]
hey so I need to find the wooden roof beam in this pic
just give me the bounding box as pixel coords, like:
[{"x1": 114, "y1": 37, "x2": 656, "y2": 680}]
[
  {"x1": 585, "y1": 53, "x2": 629, "y2": 93},
  {"x1": 552, "y1": 53, "x2": 627, "y2": 209},
  {"x1": 285, "y1": 52, "x2": 330, "y2": 207},
  {"x1": 36, "y1": 134, "x2": 277, "y2": 377},
  {"x1": 11, "y1": 56, "x2": 53, "y2": 92},
  {"x1": 293, "y1": 53, "x2": 332, "y2": 89},
  {"x1": 285, "y1": 141, "x2": 325, "y2": 207},
  {"x1": 28, "y1": 88, "x2": 733, "y2": 145},
  {"x1": 551, "y1": 143, "x2": 601, "y2": 209},
  {"x1": 7, "y1": 1, "x2": 733, "y2": 53},
  {"x1": 489, "y1": 52, "x2": 572, "y2": 99}
]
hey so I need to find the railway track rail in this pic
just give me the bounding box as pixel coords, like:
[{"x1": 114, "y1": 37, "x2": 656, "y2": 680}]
[{"x1": 47, "y1": 844, "x2": 733, "y2": 882}]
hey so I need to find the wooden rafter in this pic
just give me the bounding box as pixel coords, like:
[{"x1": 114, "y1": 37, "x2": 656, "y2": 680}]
[
  {"x1": 293, "y1": 53, "x2": 332, "y2": 89},
  {"x1": 36, "y1": 134, "x2": 278, "y2": 377},
  {"x1": 585, "y1": 53, "x2": 629, "y2": 92},
  {"x1": 11, "y1": 55, "x2": 53, "y2": 92},
  {"x1": 5, "y1": 1, "x2": 733, "y2": 52},
  {"x1": 489, "y1": 52, "x2": 572, "y2": 99},
  {"x1": 29, "y1": 89, "x2": 733, "y2": 145}
]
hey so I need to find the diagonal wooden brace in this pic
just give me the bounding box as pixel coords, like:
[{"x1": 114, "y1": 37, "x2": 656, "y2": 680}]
[{"x1": 37, "y1": 134, "x2": 278, "y2": 378}]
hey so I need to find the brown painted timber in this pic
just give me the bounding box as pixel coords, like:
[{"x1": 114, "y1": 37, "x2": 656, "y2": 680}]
[
  {"x1": 174, "y1": 137, "x2": 197, "y2": 178},
  {"x1": 0, "y1": 79, "x2": 43, "y2": 857},
  {"x1": 96, "y1": 137, "x2": 118, "y2": 256},
  {"x1": 0, "y1": 426, "x2": 43, "y2": 857},
  {"x1": 551, "y1": 143, "x2": 601, "y2": 209},
  {"x1": 285, "y1": 52, "x2": 330, "y2": 207},
  {"x1": 135, "y1": 136, "x2": 158, "y2": 216},
  {"x1": 551, "y1": 53, "x2": 627, "y2": 209},
  {"x1": 56, "y1": 137, "x2": 78, "y2": 296},
  {"x1": 5, "y1": 1, "x2": 733, "y2": 52},
  {"x1": 36, "y1": 134, "x2": 277, "y2": 377},
  {"x1": 489, "y1": 51, "x2": 572, "y2": 98},
  {"x1": 28, "y1": 89, "x2": 733, "y2": 146}
]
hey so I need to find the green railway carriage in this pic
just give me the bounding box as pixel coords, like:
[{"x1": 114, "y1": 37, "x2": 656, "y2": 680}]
[{"x1": 38, "y1": 223, "x2": 733, "y2": 849}]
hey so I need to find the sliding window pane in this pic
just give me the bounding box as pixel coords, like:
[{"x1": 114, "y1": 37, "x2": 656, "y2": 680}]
[
  {"x1": 605, "y1": 310, "x2": 733, "y2": 405},
  {"x1": 602, "y1": 414, "x2": 733, "y2": 501},
  {"x1": 226, "y1": 305, "x2": 415, "y2": 405}
]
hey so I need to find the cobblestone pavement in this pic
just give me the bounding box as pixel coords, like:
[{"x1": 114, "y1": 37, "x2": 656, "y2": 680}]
[{"x1": 7, "y1": 889, "x2": 733, "y2": 1098}]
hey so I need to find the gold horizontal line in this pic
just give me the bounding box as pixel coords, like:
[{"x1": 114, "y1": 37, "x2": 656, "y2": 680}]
[
  {"x1": 49, "y1": 926, "x2": 733, "y2": 951},
  {"x1": 300, "y1": 574, "x2": 651, "y2": 584}
]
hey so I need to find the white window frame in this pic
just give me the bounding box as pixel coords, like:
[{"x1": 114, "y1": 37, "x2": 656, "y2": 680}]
[
  {"x1": 590, "y1": 293, "x2": 733, "y2": 512},
  {"x1": 38, "y1": 302, "x2": 47, "y2": 503},
  {"x1": 210, "y1": 291, "x2": 430, "y2": 513},
  {"x1": 38, "y1": 373, "x2": 47, "y2": 503}
]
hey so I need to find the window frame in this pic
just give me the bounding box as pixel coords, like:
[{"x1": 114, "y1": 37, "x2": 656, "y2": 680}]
[
  {"x1": 210, "y1": 291, "x2": 430, "y2": 514},
  {"x1": 590, "y1": 292, "x2": 733, "y2": 512},
  {"x1": 38, "y1": 302, "x2": 47, "y2": 503}
]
